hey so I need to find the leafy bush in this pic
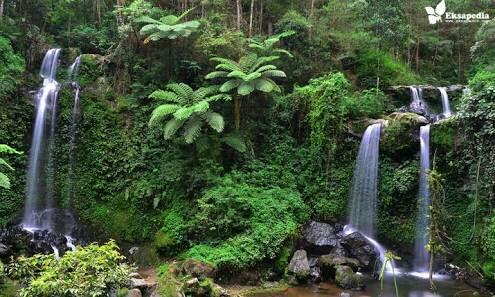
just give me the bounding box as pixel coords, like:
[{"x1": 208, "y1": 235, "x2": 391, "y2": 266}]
[
  {"x1": 0, "y1": 36, "x2": 24, "y2": 98},
  {"x1": 183, "y1": 181, "x2": 308, "y2": 271},
  {"x1": 7, "y1": 241, "x2": 132, "y2": 297}
]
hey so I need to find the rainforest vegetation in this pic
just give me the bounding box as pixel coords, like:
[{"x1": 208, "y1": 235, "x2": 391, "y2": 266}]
[{"x1": 0, "y1": 0, "x2": 494, "y2": 296}]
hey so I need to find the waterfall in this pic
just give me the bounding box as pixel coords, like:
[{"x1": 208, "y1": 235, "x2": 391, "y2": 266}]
[
  {"x1": 66, "y1": 55, "x2": 82, "y2": 205},
  {"x1": 409, "y1": 86, "x2": 429, "y2": 115},
  {"x1": 22, "y1": 48, "x2": 61, "y2": 231},
  {"x1": 348, "y1": 123, "x2": 381, "y2": 237},
  {"x1": 414, "y1": 125, "x2": 431, "y2": 272},
  {"x1": 347, "y1": 123, "x2": 393, "y2": 271},
  {"x1": 438, "y1": 87, "x2": 452, "y2": 117}
]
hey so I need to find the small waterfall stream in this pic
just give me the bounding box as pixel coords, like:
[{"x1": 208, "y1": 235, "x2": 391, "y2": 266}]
[
  {"x1": 409, "y1": 86, "x2": 429, "y2": 115},
  {"x1": 438, "y1": 87, "x2": 452, "y2": 118},
  {"x1": 413, "y1": 125, "x2": 431, "y2": 272},
  {"x1": 23, "y1": 48, "x2": 62, "y2": 231},
  {"x1": 66, "y1": 55, "x2": 82, "y2": 205}
]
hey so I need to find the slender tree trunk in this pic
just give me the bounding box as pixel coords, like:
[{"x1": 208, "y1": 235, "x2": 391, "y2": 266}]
[
  {"x1": 236, "y1": 0, "x2": 241, "y2": 30},
  {"x1": 0, "y1": 0, "x2": 5, "y2": 20},
  {"x1": 95, "y1": 0, "x2": 102, "y2": 25},
  {"x1": 376, "y1": 44, "x2": 380, "y2": 89},
  {"x1": 310, "y1": 0, "x2": 315, "y2": 17},
  {"x1": 415, "y1": 36, "x2": 420, "y2": 72},
  {"x1": 234, "y1": 96, "x2": 241, "y2": 131},
  {"x1": 249, "y1": 0, "x2": 254, "y2": 37},
  {"x1": 259, "y1": 0, "x2": 263, "y2": 33}
]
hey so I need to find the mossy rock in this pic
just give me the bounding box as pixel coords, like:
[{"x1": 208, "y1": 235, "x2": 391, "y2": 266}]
[
  {"x1": 334, "y1": 265, "x2": 364, "y2": 290},
  {"x1": 431, "y1": 117, "x2": 460, "y2": 149},
  {"x1": 381, "y1": 112, "x2": 429, "y2": 156}
]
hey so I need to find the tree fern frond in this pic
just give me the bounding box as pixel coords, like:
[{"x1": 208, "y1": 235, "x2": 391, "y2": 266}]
[
  {"x1": 167, "y1": 83, "x2": 193, "y2": 102},
  {"x1": 239, "y1": 53, "x2": 258, "y2": 72},
  {"x1": 194, "y1": 86, "x2": 220, "y2": 101},
  {"x1": 0, "y1": 158, "x2": 14, "y2": 171},
  {"x1": 254, "y1": 79, "x2": 275, "y2": 92},
  {"x1": 192, "y1": 100, "x2": 210, "y2": 114},
  {"x1": 204, "y1": 112, "x2": 225, "y2": 133},
  {"x1": 219, "y1": 79, "x2": 242, "y2": 92},
  {"x1": 261, "y1": 70, "x2": 287, "y2": 78},
  {"x1": 183, "y1": 116, "x2": 203, "y2": 144},
  {"x1": 274, "y1": 49, "x2": 293, "y2": 58},
  {"x1": 205, "y1": 71, "x2": 229, "y2": 80},
  {"x1": 136, "y1": 16, "x2": 162, "y2": 25},
  {"x1": 149, "y1": 104, "x2": 180, "y2": 127},
  {"x1": 0, "y1": 144, "x2": 21, "y2": 155},
  {"x1": 255, "y1": 65, "x2": 277, "y2": 73},
  {"x1": 150, "y1": 90, "x2": 182, "y2": 103},
  {"x1": 238, "y1": 81, "x2": 255, "y2": 95},
  {"x1": 164, "y1": 118, "x2": 186, "y2": 140},
  {"x1": 207, "y1": 94, "x2": 232, "y2": 102},
  {"x1": 0, "y1": 172, "x2": 10, "y2": 189},
  {"x1": 250, "y1": 56, "x2": 280, "y2": 72},
  {"x1": 173, "y1": 106, "x2": 195, "y2": 121},
  {"x1": 176, "y1": 7, "x2": 197, "y2": 22},
  {"x1": 221, "y1": 135, "x2": 247, "y2": 153}
]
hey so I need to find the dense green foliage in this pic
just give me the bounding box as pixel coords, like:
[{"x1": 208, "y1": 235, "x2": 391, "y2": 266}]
[
  {"x1": 0, "y1": 0, "x2": 494, "y2": 291},
  {"x1": 6, "y1": 241, "x2": 132, "y2": 296}
]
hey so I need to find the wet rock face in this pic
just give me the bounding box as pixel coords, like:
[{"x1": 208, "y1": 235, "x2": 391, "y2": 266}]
[
  {"x1": 340, "y1": 232, "x2": 378, "y2": 271},
  {"x1": 288, "y1": 250, "x2": 311, "y2": 279},
  {"x1": 0, "y1": 225, "x2": 83, "y2": 260},
  {"x1": 179, "y1": 259, "x2": 217, "y2": 280},
  {"x1": 303, "y1": 221, "x2": 340, "y2": 254}
]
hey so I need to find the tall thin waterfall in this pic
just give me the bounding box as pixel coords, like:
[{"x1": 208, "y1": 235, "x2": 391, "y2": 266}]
[
  {"x1": 22, "y1": 49, "x2": 61, "y2": 231},
  {"x1": 414, "y1": 125, "x2": 431, "y2": 272},
  {"x1": 438, "y1": 87, "x2": 452, "y2": 117},
  {"x1": 66, "y1": 56, "x2": 82, "y2": 205},
  {"x1": 348, "y1": 123, "x2": 382, "y2": 237}
]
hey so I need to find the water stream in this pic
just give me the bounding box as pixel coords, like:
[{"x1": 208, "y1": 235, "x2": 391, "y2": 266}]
[
  {"x1": 413, "y1": 125, "x2": 431, "y2": 272},
  {"x1": 438, "y1": 87, "x2": 452, "y2": 118}
]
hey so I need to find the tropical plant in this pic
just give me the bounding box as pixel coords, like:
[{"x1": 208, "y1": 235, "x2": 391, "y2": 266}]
[
  {"x1": 138, "y1": 8, "x2": 200, "y2": 43},
  {"x1": 6, "y1": 241, "x2": 132, "y2": 297},
  {"x1": 148, "y1": 83, "x2": 231, "y2": 144},
  {"x1": 247, "y1": 30, "x2": 295, "y2": 57},
  {"x1": 379, "y1": 251, "x2": 401, "y2": 297},
  {"x1": 0, "y1": 144, "x2": 21, "y2": 189},
  {"x1": 205, "y1": 53, "x2": 287, "y2": 130}
]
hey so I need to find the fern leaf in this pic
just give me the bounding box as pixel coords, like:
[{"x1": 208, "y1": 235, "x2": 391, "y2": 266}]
[
  {"x1": 219, "y1": 79, "x2": 242, "y2": 92},
  {"x1": 205, "y1": 112, "x2": 225, "y2": 133},
  {"x1": 261, "y1": 70, "x2": 287, "y2": 78},
  {"x1": 207, "y1": 94, "x2": 232, "y2": 102},
  {"x1": 173, "y1": 106, "x2": 195, "y2": 121},
  {"x1": 149, "y1": 90, "x2": 181, "y2": 103},
  {"x1": 136, "y1": 16, "x2": 163, "y2": 25},
  {"x1": 254, "y1": 79, "x2": 274, "y2": 93},
  {"x1": 226, "y1": 70, "x2": 247, "y2": 79},
  {"x1": 0, "y1": 158, "x2": 14, "y2": 171},
  {"x1": 192, "y1": 100, "x2": 210, "y2": 114},
  {"x1": 221, "y1": 135, "x2": 247, "y2": 153},
  {"x1": 238, "y1": 82, "x2": 255, "y2": 96},
  {"x1": 0, "y1": 172, "x2": 10, "y2": 189},
  {"x1": 183, "y1": 116, "x2": 203, "y2": 144},
  {"x1": 0, "y1": 144, "x2": 21, "y2": 155},
  {"x1": 167, "y1": 83, "x2": 193, "y2": 102},
  {"x1": 163, "y1": 118, "x2": 185, "y2": 140},
  {"x1": 250, "y1": 56, "x2": 280, "y2": 72},
  {"x1": 149, "y1": 104, "x2": 180, "y2": 127}
]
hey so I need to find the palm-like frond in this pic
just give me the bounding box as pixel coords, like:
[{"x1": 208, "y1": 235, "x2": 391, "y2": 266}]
[
  {"x1": 183, "y1": 116, "x2": 203, "y2": 144},
  {"x1": 164, "y1": 118, "x2": 186, "y2": 140},
  {"x1": 149, "y1": 90, "x2": 183, "y2": 103},
  {"x1": 221, "y1": 135, "x2": 247, "y2": 153},
  {"x1": 139, "y1": 10, "x2": 200, "y2": 43},
  {"x1": 0, "y1": 172, "x2": 10, "y2": 189},
  {"x1": 149, "y1": 104, "x2": 180, "y2": 127},
  {"x1": 167, "y1": 83, "x2": 194, "y2": 101},
  {"x1": 204, "y1": 112, "x2": 225, "y2": 133}
]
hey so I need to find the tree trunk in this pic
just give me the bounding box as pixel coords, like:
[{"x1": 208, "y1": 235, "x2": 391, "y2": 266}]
[
  {"x1": 95, "y1": 0, "x2": 102, "y2": 25},
  {"x1": 310, "y1": 0, "x2": 315, "y2": 17},
  {"x1": 415, "y1": 36, "x2": 420, "y2": 72},
  {"x1": 376, "y1": 44, "x2": 380, "y2": 89},
  {"x1": 259, "y1": 0, "x2": 263, "y2": 33},
  {"x1": 0, "y1": 0, "x2": 5, "y2": 20},
  {"x1": 236, "y1": 0, "x2": 241, "y2": 30},
  {"x1": 234, "y1": 96, "x2": 241, "y2": 131},
  {"x1": 249, "y1": 0, "x2": 254, "y2": 37}
]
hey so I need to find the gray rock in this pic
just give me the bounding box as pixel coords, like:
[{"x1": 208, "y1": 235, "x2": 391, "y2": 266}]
[
  {"x1": 127, "y1": 289, "x2": 143, "y2": 297},
  {"x1": 335, "y1": 265, "x2": 364, "y2": 290},
  {"x1": 340, "y1": 293, "x2": 351, "y2": 297},
  {"x1": 318, "y1": 254, "x2": 360, "y2": 271},
  {"x1": 179, "y1": 258, "x2": 216, "y2": 280},
  {"x1": 303, "y1": 221, "x2": 339, "y2": 254},
  {"x1": 130, "y1": 278, "x2": 148, "y2": 289},
  {"x1": 129, "y1": 272, "x2": 141, "y2": 278},
  {"x1": 340, "y1": 232, "x2": 378, "y2": 271},
  {"x1": 0, "y1": 243, "x2": 8, "y2": 255},
  {"x1": 288, "y1": 249, "x2": 311, "y2": 279}
]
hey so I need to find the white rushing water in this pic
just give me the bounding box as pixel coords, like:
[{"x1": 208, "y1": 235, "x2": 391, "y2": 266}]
[
  {"x1": 65, "y1": 235, "x2": 77, "y2": 251},
  {"x1": 22, "y1": 48, "x2": 61, "y2": 231},
  {"x1": 348, "y1": 123, "x2": 381, "y2": 237},
  {"x1": 438, "y1": 87, "x2": 452, "y2": 117},
  {"x1": 413, "y1": 125, "x2": 431, "y2": 272},
  {"x1": 347, "y1": 123, "x2": 393, "y2": 272}
]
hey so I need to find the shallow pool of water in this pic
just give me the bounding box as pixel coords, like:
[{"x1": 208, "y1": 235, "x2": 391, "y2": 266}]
[{"x1": 252, "y1": 274, "x2": 486, "y2": 297}]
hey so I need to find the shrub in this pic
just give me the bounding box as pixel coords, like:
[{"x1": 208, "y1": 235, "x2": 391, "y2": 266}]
[
  {"x1": 0, "y1": 36, "x2": 25, "y2": 98},
  {"x1": 184, "y1": 181, "x2": 308, "y2": 271},
  {"x1": 7, "y1": 241, "x2": 132, "y2": 297}
]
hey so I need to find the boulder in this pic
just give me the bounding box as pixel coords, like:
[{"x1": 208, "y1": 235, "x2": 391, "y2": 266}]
[
  {"x1": 130, "y1": 278, "x2": 148, "y2": 289},
  {"x1": 303, "y1": 221, "x2": 339, "y2": 254},
  {"x1": 318, "y1": 254, "x2": 360, "y2": 271},
  {"x1": 340, "y1": 232, "x2": 378, "y2": 271},
  {"x1": 288, "y1": 250, "x2": 311, "y2": 279},
  {"x1": 340, "y1": 293, "x2": 351, "y2": 297},
  {"x1": 335, "y1": 265, "x2": 364, "y2": 290},
  {"x1": 127, "y1": 289, "x2": 143, "y2": 297},
  {"x1": 179, "y1": 259, "x2": 216, "y2": 280},
  {"x1": 0, "y1": 243, "x2": 8, "y2": 256}
]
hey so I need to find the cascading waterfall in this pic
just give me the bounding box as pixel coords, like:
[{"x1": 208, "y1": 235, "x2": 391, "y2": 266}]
[
  {"x1": 348, "y1": 123, "x2": 381, "y2": 237},
  {"x1": 438, "y1": 87, "x2": 452, "y2": 117},
  {"x1": 22, "y1": 48, "x2": 61, "y2": 231},
  {"x1": 66, "y1": 55, "x2": 82, "y2": 205},
  {"x1": 409, "y1": 86, "x2": 429, "y2": 115},
  {"x1": 347, "y1": 123, "x2": 392, "y2": 271},
  {"x1": 414, "y1": 125, "x2": 431, "y2": 272}
]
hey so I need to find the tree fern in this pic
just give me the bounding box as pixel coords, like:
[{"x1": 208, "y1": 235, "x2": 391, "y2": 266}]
[
  {"x1": 247, "y1": 31, "x2": 295, "y2": 58},
  {"x1": 138, "y1": 8, "x2": 200, "y2": 43},
  {"x1": 149, "y1": 83, "x2": 230, "y2": 144},
  {"x1": 0, "y1": 144, "x2": 21, "y2": 189}
]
